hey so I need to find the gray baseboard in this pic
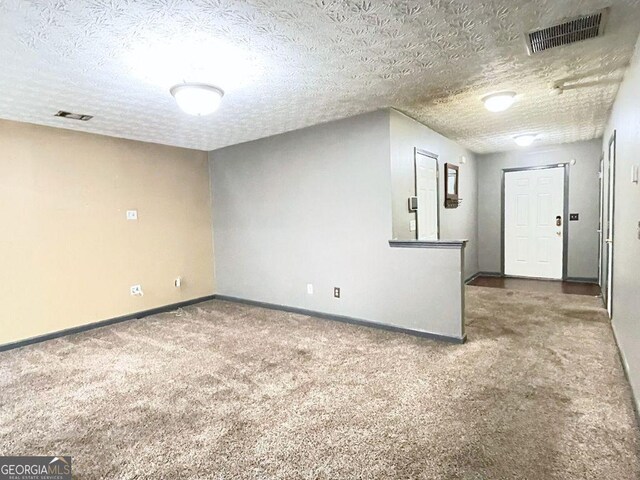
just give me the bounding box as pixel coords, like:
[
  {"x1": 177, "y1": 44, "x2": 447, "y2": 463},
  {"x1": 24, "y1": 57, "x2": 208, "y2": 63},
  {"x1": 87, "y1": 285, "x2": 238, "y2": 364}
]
[
  {"x1": 565, "y1": 277, "x2": 599, "y2": 284},
  {"x1": 480, "y1": 271, "x2": 503, "y2": 277},
  {"x1": 464, "y1": 272, "x2": 481, "y2": 284},
  {"x1": 214, "y1": 294, "x2": 466, "y2": 344},
  {"x1": 0, "y1": 295, "x2": 216, "y2": 352},
  {"x1": 1, "y1": 293, "x2": 467, "y2": 352},
  {"x1": 465, "y1": 271, "x2": 502, "y2": 283}
]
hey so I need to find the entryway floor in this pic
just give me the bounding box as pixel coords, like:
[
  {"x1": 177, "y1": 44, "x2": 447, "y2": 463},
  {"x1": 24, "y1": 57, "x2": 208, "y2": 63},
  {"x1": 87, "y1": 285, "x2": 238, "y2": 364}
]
[{"x1": 468, "y1": 275, "x2": 601, "y2": 296}]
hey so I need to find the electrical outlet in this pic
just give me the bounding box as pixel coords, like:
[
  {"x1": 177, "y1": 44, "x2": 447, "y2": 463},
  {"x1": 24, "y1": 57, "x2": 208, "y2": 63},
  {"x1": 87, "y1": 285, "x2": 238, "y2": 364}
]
[
  {"x1": 175, "y1": 277, "x2": 182, "y2": 288},
  {"x1": 409, "y1": 219, "x2": 416, "y2": 232},
  {"x1": 126, "y1": 210, "x2": 138, "y2": 220},
  {"x1": 307, "y1": 283, "x2": 313, "y2": 294},
  {"x1": 334, "y1": 287, "x2": 340, "y2": 298},
  {"x1": 130, "y1": 284, "x2": 143, "y2": 296}
]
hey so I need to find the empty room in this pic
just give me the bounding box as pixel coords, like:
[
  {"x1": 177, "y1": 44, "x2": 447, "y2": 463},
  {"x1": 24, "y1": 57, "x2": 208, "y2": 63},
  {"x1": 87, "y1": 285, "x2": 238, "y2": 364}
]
[{"x1": 2, "y1": 1, "x2": 640, "y2": 478}]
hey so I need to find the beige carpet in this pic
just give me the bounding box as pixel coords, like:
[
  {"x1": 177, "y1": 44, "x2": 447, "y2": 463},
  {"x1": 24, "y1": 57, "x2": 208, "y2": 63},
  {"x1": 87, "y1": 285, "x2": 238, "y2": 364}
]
[{"x1": 0, "y1": 286, "x2": 638, "y2": 479}]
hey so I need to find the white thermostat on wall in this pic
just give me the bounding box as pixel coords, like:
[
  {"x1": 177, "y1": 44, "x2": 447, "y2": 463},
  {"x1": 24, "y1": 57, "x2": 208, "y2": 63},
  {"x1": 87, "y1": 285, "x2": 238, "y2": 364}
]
[{"x1": 126, "y1": 210, "x2": 138, "y2": 220}]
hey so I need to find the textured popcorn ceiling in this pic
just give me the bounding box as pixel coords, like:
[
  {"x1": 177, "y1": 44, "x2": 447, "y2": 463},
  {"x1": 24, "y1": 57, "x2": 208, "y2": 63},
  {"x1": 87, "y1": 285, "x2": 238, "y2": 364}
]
[{"x1": 0, "y1": 0, "x2": 639, "y2": 153}]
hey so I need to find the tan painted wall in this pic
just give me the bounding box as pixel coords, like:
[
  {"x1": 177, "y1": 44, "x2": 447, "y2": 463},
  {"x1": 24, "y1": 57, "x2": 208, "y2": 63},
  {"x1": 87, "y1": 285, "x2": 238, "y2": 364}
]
[{"x1": 0, "y1": 119, "x2": 215, "y2": 346}]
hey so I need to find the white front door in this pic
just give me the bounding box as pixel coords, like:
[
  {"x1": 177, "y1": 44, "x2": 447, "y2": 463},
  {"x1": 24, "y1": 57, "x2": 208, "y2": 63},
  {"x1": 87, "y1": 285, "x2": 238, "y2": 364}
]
[
  {"x1": 415, "y1": 151, "x2": 439, "y2": 240},
  {"x1": 504, "y1": 167, "x2": 565, "y2": 279}
]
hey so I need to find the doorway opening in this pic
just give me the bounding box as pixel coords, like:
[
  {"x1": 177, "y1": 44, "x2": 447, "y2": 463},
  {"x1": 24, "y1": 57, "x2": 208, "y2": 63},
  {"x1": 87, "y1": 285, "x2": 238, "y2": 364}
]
[
  {"x1": 501, "y1": 164, "x2": 569, "y2": 280},
  {"x1": 414, "y1": 148, "x2": 440, "y2": 240}
]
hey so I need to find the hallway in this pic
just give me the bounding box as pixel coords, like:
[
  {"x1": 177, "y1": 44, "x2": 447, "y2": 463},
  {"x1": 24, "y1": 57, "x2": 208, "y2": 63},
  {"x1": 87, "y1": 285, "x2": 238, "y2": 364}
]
[{"x1": 464, "y1": 285, "x2": 639, "y2": 477}]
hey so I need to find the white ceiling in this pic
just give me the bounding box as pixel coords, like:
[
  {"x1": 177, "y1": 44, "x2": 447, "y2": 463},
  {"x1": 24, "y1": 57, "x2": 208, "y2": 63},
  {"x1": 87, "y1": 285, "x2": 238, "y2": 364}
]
[{"x1": 0, "y1": 0, "x2": 639, "y2": 153}]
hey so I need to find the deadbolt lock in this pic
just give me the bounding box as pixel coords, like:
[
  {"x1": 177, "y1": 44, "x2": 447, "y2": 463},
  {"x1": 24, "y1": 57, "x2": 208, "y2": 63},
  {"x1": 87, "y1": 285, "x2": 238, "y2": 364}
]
[{"x1": 556, "y1": 216, "x2": 562, "y2": 227}]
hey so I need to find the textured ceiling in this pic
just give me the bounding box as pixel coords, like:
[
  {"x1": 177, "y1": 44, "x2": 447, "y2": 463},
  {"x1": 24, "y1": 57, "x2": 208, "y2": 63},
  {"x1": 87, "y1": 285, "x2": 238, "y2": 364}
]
[{"x1": 0, "y1": 0, "x2": 639, "y2": 153}]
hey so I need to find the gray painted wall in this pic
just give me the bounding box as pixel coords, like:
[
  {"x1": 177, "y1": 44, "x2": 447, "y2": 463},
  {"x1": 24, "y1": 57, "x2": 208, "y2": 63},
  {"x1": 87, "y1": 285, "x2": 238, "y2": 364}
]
[
  {"x1": 602, "y1": 36, "x2": 640, "y2": 412},
  {"x1": 389, "y1": 109, "x2": 479, "y2": 279},
  {"x1": 477, "y1": 139, "x2": 602, "y2": 278},
  {"x1": 210, "y1": 110, "x2": 465, "y2": 339}
]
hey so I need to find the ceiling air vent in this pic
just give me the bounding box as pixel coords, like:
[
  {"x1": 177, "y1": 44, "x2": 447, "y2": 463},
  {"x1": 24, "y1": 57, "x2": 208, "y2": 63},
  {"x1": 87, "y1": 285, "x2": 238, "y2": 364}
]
[
  {"x1": 526, "y1": 8, "x2": 608, "y2": 55},
  {"x1": 54, "y1": 110, "x2": 93, "y2": 121}
]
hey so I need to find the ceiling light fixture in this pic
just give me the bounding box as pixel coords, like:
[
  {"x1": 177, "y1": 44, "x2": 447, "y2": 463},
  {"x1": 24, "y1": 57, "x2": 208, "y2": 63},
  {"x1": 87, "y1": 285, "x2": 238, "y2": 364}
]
[
  {"x1": 513, "y1": 134, "x2": 538, "y2": 147},
  {"x1": 170, "y1": 83, "x2": 224, "y2": 116},
  {"x1": 482, "y1": 92, "x2": 517, "y2": 112}
]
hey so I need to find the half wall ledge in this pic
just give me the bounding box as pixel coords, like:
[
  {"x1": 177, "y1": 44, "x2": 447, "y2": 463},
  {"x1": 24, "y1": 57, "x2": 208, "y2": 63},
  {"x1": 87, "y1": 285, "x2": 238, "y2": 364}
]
[{"x1": 388, "y1": 239, "x2": 468, "y2": 249}]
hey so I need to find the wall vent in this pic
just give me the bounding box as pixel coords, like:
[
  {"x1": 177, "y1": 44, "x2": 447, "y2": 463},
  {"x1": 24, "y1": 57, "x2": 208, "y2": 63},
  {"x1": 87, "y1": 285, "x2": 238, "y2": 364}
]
[
  {"x1": 526, "y1": 8, "x2": 608, "y2": 55},
  {"x1": 54, "y1": 110, "x2": 93, "y2": 121}
]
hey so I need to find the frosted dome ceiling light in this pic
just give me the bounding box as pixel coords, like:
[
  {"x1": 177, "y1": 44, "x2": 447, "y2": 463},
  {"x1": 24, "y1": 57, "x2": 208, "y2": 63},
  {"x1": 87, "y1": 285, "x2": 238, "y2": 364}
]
[
  {"x1": 482, "y1": 92, "x2": 517, "y2": 112},
  {"x1": 170, "y1": 83, "x2": 224, "y2": 116},
  {"x1": 513, "y1": 134, "x2": 537, "y2": 147}
]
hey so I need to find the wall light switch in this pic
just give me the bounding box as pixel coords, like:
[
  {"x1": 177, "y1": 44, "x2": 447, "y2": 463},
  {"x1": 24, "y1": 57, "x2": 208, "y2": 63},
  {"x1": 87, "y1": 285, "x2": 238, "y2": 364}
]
[
  {"x1": 126, "y1": 210, "x2": 138, "y2": 220},
  {"x1": 307, "y1": 283, "x2": 313, "y2": 294},
  {"x1": 632, "y1": 165, "x2": 639, "y2": 184},
  {"x1": 409, "y1": 219, "x2": 416, "y2": 232}
]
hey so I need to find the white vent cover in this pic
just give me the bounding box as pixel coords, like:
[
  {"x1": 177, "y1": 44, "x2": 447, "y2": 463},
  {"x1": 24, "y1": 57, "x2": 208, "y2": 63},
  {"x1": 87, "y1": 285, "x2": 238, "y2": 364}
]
[{"x1": 526, "y1": 9, "x2": 608, "y2": 55}]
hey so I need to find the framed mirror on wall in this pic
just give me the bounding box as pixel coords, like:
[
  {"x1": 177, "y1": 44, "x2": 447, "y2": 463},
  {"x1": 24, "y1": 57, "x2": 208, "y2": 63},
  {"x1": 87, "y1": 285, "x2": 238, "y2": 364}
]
[{"x1": 444, "y1": 163, "x2": 460, "y2": 208}]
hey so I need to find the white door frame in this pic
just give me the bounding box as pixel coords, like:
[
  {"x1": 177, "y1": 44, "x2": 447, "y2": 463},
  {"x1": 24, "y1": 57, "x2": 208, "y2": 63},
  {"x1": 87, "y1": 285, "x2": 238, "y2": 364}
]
[
  {"x1": 414, "y1": 148, "x2": 440, "y2": 240},
  {"x1": 605, "y1": 131, "x2": 616, "y2": 316},
  {"x1": 501, "y1": 163, "x2": 570, "y2": 280},
  {"x1": 597, "y1": 154, "x2": 604, "y2": 287}
]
